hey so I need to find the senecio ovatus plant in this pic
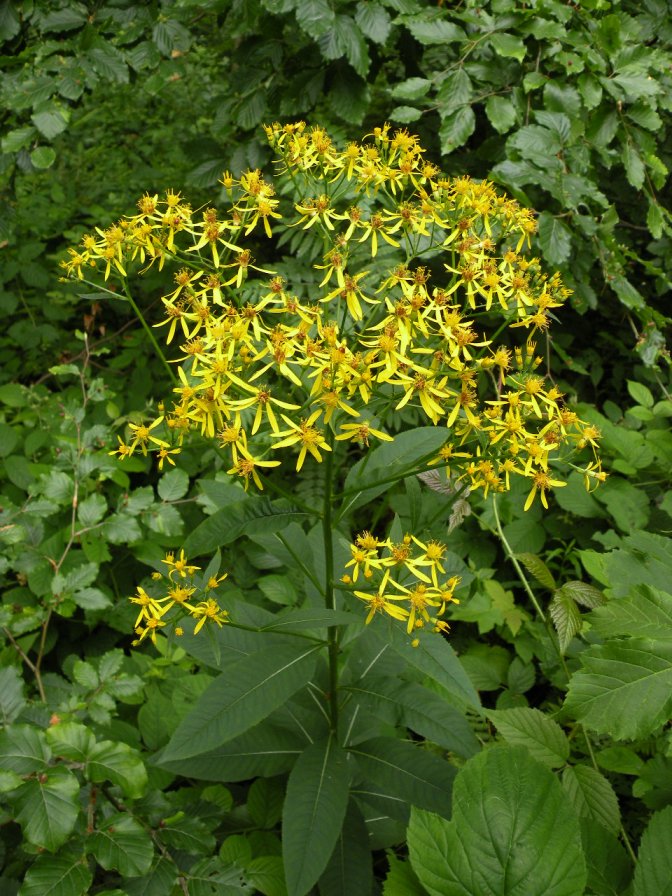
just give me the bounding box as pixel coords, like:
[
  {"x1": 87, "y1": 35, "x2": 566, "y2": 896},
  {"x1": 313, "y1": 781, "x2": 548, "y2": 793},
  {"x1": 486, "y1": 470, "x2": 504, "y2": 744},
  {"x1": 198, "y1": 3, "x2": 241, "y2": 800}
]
[{"x1": 64, "y1": 122, "x2": 603, "y2": 650}]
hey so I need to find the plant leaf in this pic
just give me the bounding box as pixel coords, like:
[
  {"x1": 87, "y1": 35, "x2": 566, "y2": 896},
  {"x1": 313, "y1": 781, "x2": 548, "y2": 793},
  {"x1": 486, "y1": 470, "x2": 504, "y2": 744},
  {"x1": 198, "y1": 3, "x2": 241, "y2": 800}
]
[
  {"x1": 88, "y1": 813, "x2": 154, "y2": 876},
  {"x1": 19, "y1": 852, "x2": 92, "y2": 896},
  {"x1": 318, "y1": 798, "x2": 372, "y2": 896},
  {"x1": 516, "y1": 553, "x2": 556, "y2": 590},
  {"x1": 407, "y1": 746, "x2": 586, "y2": 896},
  {"x1": 564, "y1": 638, "x2": 672, "y2": 740},
  {"x1": 488, "y1": 707, "x2": 570, "y2": 768},
  {"x1": 14, "y1": 767, "x2": 80, "y2": 851},
  {"x1": 633, "y1": 805, "x2": 672, "y2": 896},
  {"x1": 349, "y1": 737, "x2": 455, "y2": 817},
  {"x1": 590, "y1": 585, "x2": 672, "y2": 639},
  {"x1": 282, "y1": 737, "x2": 350, "y2": 896},
  {"x1": 184, "y1": 497, "x2": 307, "y2": 556},
  {"x1": 562, "y1": 765, "x2": 620, "y2": 835},
  {"x1": 550, "y1": 589, "x2": 583, "y2": 653},
  {"x1": 162, "y1": 645, "x2": 320, "y2": 761}
]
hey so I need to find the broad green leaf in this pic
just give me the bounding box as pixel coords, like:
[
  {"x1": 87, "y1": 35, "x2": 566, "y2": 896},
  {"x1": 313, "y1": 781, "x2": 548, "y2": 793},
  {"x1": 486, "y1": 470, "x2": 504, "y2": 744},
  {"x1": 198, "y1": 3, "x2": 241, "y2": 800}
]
[
  {"x1": 19, "y1": 852, "x2": 92, "y2": 896},
  {"x1": 590, "y1": 586, "x2": 672, "y2": 639},
  {"x1": 247, "y1": 855, "x2": 288, "y2": 896},
  {"x1": 158, "y1": 467, "x2": 189, "y2": 501},
  {"x1": 407, "y1": 746, "x2": 586, "y2": 896},
  {"x1": 0, "y1": 0, "x2": 21, "y2": 41},
  {"x1": 86, "y1": 740, "x2": 147, "y2": 798},
  {"x1": 0, "y1": 724, "x2": 50, "y2": 773},
  {"x1": 294, "y1": 0, "x2": 335, "y2": 39},
  {"x1": 564, "y1": 638, "x2": 672, "y2": 740},
  {"x1": 580, "y1": 819, "x2": 633, "y2": 896},
  {"x1": 550, "y1": 589, "x2": 582, "y2": 653},
  {"x1": 387, "y1": 626, "x2": 480, "y2": 710},
  {"x1": 0, "y1": 665, "x2": 26, "y2": 724},
  {"x1": 440, "y1": 106, "x2": 475, "y2": 151},
  {"x1": 87, "y1": 45, "x2": 129, "y2": 83},
  {"x1": 485, "y1": 96, "x2": 517, "y2": 134},
  {"x1": 383, "y1": 854, "x2": 426, "y2": 896},
  {"x1": 161, "y1": 816, "x2": 216, "y2": 855},
  {"x1": 184, "y1": 497, "x2": 307, "y2": 556},
  {"x1": 516, "y1": 553, "x2": 556, "y2": 590},
  {"x1": 318, "y1": 799, "x2": 372, "y2": 896},
  {"x1": 491, "y1": 32, "x2": 526, "y2": 62},
  {"x1": 45, "y1": 722, "x2": 95, "y2": 762},
  {"x1": 341, "y1": 427, "x2": 448, "y2": 515},
  {"x1": 319, "y1": 15, "x2": 370, "y2": 78},
  {"x1": 406, "y1": 18, "x2": 465, "y2": 43},
  {"x1": 349, "y1": 737, "x2": 455, "y2": 817},
  {"x1": 30, "y1": 146, "x2": 57, "y2": 169},
  {"x1": 39, "y1": 6, "x2": 88, "y2": 32},
  {"x1": 14, "y1": 767, "x2": 80, "y2": 851},
  {"x1": 184, "y1": 856, "x2": 249, "y2": 895},
  {"x1": 283, "y1": 738, "x2": 349, "y2": 896},
  {"x1": 537, "y1": 211, "x2": 572, "y2": 265},
  {"x1": 634, "y1": 805, "x2": 672, "y2": 896},
  {"x1": 88, "y1": 813, "x2": 154, "y2": 876},
  {"x1": 488, "y1": 707, "x2": 569, "y2": 768},
  {"x1": 392, "y1": 77, "x2": 431, "y2": 102},
  {"x1": 562, "y1": 765, "x2": 620, "y2": 835},
  {"x1": 31, "y1": 108, "x2": 68, "y2": 140},
  {"x1": 627, "y1": 380, "x2": 654, "y2": 409},
  {"x1": 355, "y1": 2, "x2": 391, "y2": 43},
  {"x1": 123, "y1": 857, "x2": 177, "y2": 896},
  {"x1": 162, "y1": 645, "x2": 320, "y2": 761}
]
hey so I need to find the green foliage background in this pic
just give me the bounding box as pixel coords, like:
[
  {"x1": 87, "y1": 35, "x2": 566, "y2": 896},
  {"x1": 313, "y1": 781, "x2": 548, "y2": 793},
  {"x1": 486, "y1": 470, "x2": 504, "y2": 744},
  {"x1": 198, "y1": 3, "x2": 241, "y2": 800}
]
[{"x1": 1, "y1": 1, "x2": 671, "y2": 894}]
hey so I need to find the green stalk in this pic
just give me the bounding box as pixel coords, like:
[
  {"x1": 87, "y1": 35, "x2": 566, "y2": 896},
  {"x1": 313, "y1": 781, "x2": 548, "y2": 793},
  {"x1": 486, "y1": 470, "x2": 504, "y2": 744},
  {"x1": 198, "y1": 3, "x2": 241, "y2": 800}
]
[
  {"x1": 122, "y1": 280, "x2": 177, "y2": 385},
  {"x1": 322, "y1": 427, "x2": 339, "y2": 737},
  {"x1": 492, "y1": 495, "x2": 546, "y2": 622}
]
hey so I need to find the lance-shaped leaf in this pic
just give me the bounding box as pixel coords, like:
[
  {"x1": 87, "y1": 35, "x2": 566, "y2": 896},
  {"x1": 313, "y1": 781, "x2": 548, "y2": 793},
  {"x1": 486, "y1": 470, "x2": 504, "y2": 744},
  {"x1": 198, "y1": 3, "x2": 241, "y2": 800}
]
[
  {"x1": 488, "y1": 707, "x2": 570, "y2": 768},
  {"x1": 318, "y1": 798, "x2": 372, "y2": 896},
  {"x1": 184, "y1": 496, "x2": 307, "y2": 556},
  {"x1": 349, "y1": 737, "x2": 455, "y2": 817},
  {"x1": 407, "y1": 746, "x2": 586, "y2": 896},
  {"x1": 564, "y1": 638, "x2": 672, "y2": 740},
  {"x1": 282, "y1": 737, "x2": 350, "y2": 896},
  {"x1": 562, "y1": 765, "x2": 620, "y2": 835},
  {"x1": 162, "y1": 644, "x2": 320, "y2": 761}
]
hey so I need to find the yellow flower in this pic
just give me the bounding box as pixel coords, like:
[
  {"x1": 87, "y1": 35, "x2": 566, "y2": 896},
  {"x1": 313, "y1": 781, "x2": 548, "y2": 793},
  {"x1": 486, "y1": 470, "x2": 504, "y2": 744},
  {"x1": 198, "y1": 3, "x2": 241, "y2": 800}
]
[
  {"x1": 354, "y1": 570, "x2": 410, "y2": 625},
  {"x1": 524, "y1": 471, "x2": 567, "y2": 511},
  {"x1": 162, "y1": 549, "x2": 200, "y2": 580},
  {"x1": 272, "y1": 410, "x2": 332, "y2": 471},
  {"x1": 191, "y1": 599, "x2": 229, "y2": 634}
]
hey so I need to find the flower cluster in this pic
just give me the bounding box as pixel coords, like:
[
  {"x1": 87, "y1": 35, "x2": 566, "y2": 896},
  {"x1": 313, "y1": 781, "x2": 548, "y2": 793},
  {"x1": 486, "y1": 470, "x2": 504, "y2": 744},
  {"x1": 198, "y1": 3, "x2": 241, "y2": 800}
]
[
  {"x1": 129, "y1": 550, "x2": 229, "y2": 644},
  {"x1": 342, "y1": 532, "x2": 460, "y2": 636}
]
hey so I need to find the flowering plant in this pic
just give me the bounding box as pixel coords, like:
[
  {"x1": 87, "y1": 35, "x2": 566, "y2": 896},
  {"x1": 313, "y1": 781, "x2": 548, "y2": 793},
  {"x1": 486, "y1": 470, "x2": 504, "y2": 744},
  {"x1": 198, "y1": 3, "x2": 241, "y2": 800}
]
[{"x1": 64, "y1": 123, "x2": 604, "y2": 895}]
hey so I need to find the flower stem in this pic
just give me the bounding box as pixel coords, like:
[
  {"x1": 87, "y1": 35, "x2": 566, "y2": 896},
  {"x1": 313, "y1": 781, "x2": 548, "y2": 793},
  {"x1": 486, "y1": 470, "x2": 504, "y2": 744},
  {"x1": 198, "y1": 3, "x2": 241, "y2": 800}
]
[
  {"x1": 121, "y1": 280, "x2": 177, "y2": 385},
  {"x1": 322, "y1": 427, "x2": 339, "y2": 736},
  {"x1": 492, "y1": 495, "x2": 546, "y2": 622}
]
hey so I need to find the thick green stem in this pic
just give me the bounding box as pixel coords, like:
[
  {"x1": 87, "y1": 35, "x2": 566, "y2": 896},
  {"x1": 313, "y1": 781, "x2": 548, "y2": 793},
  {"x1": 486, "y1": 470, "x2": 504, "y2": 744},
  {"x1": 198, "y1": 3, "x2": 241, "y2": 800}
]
[{"x1": 322, "y1": 428, "x2": 339, "y2": 737}]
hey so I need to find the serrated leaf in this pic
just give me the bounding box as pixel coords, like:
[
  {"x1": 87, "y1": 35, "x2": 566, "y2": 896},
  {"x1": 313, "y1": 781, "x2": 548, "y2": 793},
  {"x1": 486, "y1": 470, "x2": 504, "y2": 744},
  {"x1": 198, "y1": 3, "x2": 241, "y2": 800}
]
[
  {"x1": 349, "y1": 737, "x2": 455, "y2": 816},
  {"x1": 634, "y1": 805, "x2": 672, "y2": 896},
  {"x1": 591, "y1": 585, "x2": 672, "y2": 640},
  {"x1": 623, "y1": 141, "x2": 645, "y2": 189},
  {"x1": 407, "y1": 746, "x2": 586, "y2": 896},
  {"x1": 87, "y1": 741, "x2": 147, "y2": 798},
  {"x1": 550, "y1": 589, "x2": 583, "y2": 653},
  {"x1": 560, "y1": 580, "x2": 606, "y2": 609},
  {"x1": 87, "y1": 45, "x2": 129, "y2": 83},
  {"x1": 88, "y1": 813, "x2": 154, "y2": 876},
  {"x1": 517, "y1": 553, "x2": 556, "y2": 590},
  {"x1": 247, "y1": 855, "x2": 287, "y2": 896},
  {"x1": 537, "y1": 211, "x2": 572, "y2": 265},
  {"x1": 355, "y1": 1, "x2": 391, "y2": 43},
  {"x1": 162, "y1": 645, "x2": 319, "y2": 761},
  {"x1": 488, "y1": 707, "x2": 570, "y2": 768},
  {"x1": 283, "y1": 737, "x2": 350, "y2": 896},
  {"x1": 383, "y1": 854, "x2": 426, "y2": 896},
  {"x1": 562, "y1": 765, "x2": 620, "y2": 835},
  {"x1": 565, "y1": 638, "x2": 672, "y2": 740},
  {"x1": 647, "y1": 202, "x2": 664, "y2": 239},
  {"x1": 14, "y1": 767, "x2": 80, "y2": 851},
  {"x1": 19, "y1": 852, "x2": 92, "y2": 896}
]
